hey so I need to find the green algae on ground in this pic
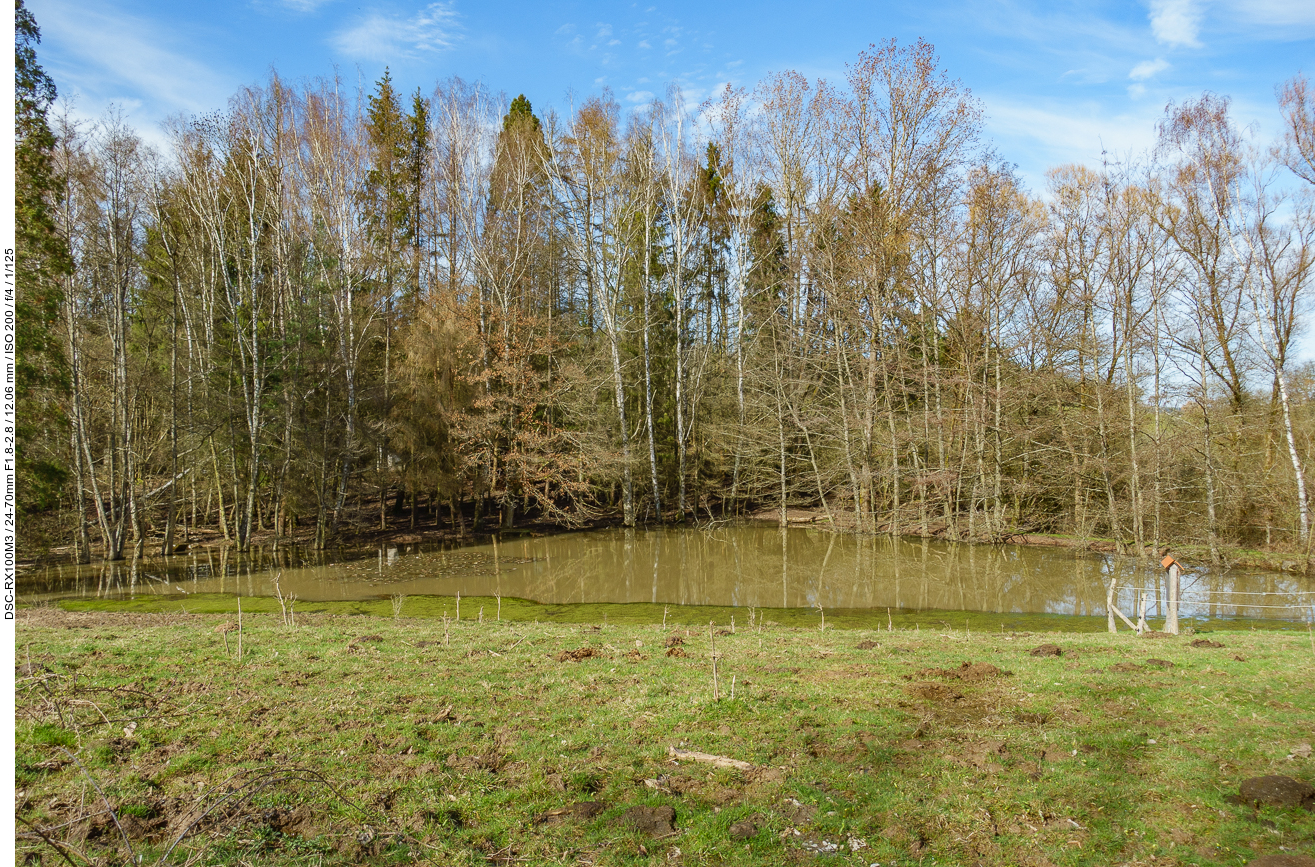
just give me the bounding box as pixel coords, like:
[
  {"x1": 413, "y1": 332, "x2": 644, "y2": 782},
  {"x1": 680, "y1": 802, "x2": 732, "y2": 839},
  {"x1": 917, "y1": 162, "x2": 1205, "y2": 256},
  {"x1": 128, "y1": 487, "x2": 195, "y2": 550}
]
[{"x1": 48, "y1": 592, "x2": 1308, "y2": 633}]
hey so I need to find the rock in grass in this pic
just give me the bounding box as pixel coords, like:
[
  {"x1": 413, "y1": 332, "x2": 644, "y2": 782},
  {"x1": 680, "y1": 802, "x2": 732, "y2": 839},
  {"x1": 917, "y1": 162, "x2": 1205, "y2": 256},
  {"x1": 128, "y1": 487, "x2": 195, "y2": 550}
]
[
  {"x1": 1245, "y1": 855, "x2": 1315, "y2": 867},
  {"x1": 1029, "y1": 643, "x2": 1063, "y2": 657},
  {"x1": 621, "y1": 804, "x2": 677, "y2": 835},
  {"x1": 1238, "y1": 775, "x2": 1315, "y2": 809}
]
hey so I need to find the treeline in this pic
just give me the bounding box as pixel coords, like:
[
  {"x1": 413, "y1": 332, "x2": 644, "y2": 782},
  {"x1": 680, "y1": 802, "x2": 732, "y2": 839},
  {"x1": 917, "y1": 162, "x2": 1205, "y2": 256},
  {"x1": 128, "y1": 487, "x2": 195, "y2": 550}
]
[{"x1": 15, "y1": 16, "x2": 1315, "y2": 560}]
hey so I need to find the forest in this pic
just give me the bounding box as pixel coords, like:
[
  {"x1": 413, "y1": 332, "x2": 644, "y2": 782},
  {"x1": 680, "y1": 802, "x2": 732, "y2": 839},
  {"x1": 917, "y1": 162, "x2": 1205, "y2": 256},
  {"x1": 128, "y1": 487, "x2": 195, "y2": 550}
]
[{"x1": 14, "y1": 4, "x2": 1315, "y2": 563}]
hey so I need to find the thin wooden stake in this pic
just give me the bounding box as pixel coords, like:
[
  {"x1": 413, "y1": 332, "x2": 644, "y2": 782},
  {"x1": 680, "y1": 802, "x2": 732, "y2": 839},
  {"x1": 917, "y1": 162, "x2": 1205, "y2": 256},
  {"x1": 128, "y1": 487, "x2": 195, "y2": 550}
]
[
  {"x1": 237, "y1": 597, "x2": 243, "y2": 662},
  {"x1": 710, "y1": 621, "x2": 719, "y2": 701}
]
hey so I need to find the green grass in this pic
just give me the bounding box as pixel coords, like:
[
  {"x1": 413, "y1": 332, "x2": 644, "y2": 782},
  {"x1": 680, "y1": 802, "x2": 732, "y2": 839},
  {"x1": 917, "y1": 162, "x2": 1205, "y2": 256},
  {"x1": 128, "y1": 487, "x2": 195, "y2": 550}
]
[{"x1": 13, "y1": 606, "x2": 1315, "y2": 866}]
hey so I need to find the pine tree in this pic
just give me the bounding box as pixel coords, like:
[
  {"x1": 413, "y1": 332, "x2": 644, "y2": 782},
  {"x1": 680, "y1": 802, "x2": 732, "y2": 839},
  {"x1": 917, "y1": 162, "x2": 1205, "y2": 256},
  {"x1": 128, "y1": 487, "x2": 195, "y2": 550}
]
[{"x1": 14, "y1": 0, "x2": 74, "y2": 517}]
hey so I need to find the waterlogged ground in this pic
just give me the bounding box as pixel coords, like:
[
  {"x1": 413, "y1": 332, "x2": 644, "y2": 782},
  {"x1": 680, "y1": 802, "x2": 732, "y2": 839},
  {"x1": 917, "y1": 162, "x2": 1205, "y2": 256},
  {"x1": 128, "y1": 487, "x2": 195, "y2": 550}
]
[
  {"x1": 24, "y1": 527, "x2": 1315, "y2": 623},
  {"x1": 14, "y1": 607, "x2": 1315, "y2": 866}
]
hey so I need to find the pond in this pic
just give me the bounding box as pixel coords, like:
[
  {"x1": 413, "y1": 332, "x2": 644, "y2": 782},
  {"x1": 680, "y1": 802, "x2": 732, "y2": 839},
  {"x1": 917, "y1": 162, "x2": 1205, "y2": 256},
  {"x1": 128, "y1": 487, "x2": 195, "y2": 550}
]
[{"x1": 23, "y1": 526, "x2": 1315, "y2": 623}]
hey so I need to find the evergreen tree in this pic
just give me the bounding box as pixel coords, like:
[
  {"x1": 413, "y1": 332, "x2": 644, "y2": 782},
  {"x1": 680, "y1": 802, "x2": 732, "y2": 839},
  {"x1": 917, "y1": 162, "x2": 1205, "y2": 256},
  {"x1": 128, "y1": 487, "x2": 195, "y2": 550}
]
[{"x1": 14, "y1": 0, "x2": 73, "y2": 517}]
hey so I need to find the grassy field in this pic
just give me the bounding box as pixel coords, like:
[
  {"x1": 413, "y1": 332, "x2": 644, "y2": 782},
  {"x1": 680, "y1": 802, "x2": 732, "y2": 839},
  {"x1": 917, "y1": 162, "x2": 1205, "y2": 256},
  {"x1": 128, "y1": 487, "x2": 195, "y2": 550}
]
[{"x1": 13, "y1": 602, "x2": 1315, "y2": 866}]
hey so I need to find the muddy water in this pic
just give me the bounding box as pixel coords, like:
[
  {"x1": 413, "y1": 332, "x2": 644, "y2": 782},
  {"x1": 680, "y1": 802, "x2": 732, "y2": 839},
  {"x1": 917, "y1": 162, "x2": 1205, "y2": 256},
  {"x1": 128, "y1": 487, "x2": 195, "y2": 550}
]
[{"x1": 23, "y1": 526, "x2": 1315, "y2": 621}]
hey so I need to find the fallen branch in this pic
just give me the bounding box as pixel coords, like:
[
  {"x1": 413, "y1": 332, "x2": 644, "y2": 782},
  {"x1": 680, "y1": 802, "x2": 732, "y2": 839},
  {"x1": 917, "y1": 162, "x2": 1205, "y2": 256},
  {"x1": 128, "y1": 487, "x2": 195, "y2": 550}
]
[{"x1": 667, "y1": 746, "x2": 754, "y2": 771}]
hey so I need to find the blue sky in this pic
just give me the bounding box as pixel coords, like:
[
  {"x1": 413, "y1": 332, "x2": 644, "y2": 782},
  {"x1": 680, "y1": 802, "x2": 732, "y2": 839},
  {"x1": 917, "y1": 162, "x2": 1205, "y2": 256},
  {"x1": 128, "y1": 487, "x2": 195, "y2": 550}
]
[{"x1": 25, "y1": 0, "x2": 1315, "y2": 192}]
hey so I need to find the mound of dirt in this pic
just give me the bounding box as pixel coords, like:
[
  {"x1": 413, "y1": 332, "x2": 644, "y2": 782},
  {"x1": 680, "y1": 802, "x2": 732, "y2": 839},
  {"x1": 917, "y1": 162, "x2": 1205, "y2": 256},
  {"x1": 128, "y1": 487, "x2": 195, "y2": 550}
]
[
  {"x1": 917, "y1": 662, "x2": 1011, "y2": 682},
  {"x1": 1246, "y1": 855, "x2": 1315, "y2": 867},
  {"x1": 729, "y1": 814, "x2": 762, "y2": 840},
  {"x1": 534, "y1": 801, "x2": 607, "y2": 825},
  {"x1": 856, "y1": 640, "x2": 879, "y2": 650},
  {"x1": 621, "y1": 804, "x2": 677, "y2": 835},
  {"x1": 1238, "y1": 775, "x2": 1315, "y2": 810},
  {"x1": 555, "y1": 647, "x2": 599, "y2": 662},
  {"x1": 1191, "y1": 638, "x2": 1225, "y2": 648},
  {"x1": 665, "y1": 647, "x2": 687, "y2": 658},
  {"x1": 905, "y1": 682, "x2": 964, "y2": 703},
  {"x1": 1029, "y1": 644, "x2": 1063, "y2": 657}
]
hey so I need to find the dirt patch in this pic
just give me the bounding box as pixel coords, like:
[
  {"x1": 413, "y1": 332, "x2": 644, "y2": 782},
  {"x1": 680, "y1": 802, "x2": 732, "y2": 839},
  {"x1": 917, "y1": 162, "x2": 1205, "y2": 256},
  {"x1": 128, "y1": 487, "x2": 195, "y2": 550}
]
[
  {"x1": 1013, "y1": 710, "x2": 1050, "y2": 725},
  {"x1": 620, "y1": 804, "x2": 677, "y2": 836},
  {"x1": 905, "y1": 682, "x2": 964, "y2": 702},
  {"x1": 1110, "y1": 662, "x2": 1144, "y2": 673},
  {"x1": 779, "y1": 798, "x2": 816, "y2": 824},
  {"x1": 1145, "y1": 658, "x2": 1174, "y2": 669},
  {"x1": 856, "y1": 640, "x2": 879, "y2": 650},
  {"x1": 1030, "y1": 644, "x2": 1063, "y2": 657},
  {"x1": 263, "y1": 805, "x2": 326, "y2": 839},
  {"x1": 1246, "y1": 856, "x2": 1315, "y2": 867},
  {"x1": 1237, "y1": 775, "x2": 1315, "y2": 809},
  {"x1": 962, "y1": 739, "x2": 1007, "y2": 772},
  {"x1": 665, "y1": 647, "x2": 687, "y2": 658},
  {"x1": 533, "y1": 801, "x2": 607, "y2": 826},
  {"x1": 446, "y1": 752, "x2": 503, "y2": 773},
  {"x1": 1191, "y1": 638, "x2": 1226, "y2": 648},
  {"x1": 916, "y1": 661, "x2": 1011, "y2": 682},
  {"x1": 555, "y1": 647, "x2": 599, "y2": 662}
]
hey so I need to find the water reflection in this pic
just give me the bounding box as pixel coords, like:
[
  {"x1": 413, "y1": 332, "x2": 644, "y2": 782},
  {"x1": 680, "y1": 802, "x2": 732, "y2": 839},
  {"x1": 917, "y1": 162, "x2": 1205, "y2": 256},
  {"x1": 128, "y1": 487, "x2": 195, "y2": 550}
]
[{"x1": 22, "y1": 526, "x2": 1315, "y2": 621}]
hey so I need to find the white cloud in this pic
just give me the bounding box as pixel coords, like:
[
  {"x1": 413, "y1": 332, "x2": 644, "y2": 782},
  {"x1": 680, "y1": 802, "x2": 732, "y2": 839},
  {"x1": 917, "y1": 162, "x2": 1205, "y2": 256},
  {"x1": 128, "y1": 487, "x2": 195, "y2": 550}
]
[
  {"x1": 330, "y1": 3, "x2": 460, "y2": 62},
  {"x1": 1127, "y1": 83, "x2": 1147, "y2": 99},
  {"x1": 625, "y1": 90, "x2": 654, "y2": 103},
  {"x1": 1149, "y1": 0, "x2": 1202, "y2": 47},
  {"x1": 637, "y1": 39, "x2": 651, "y2": 49},
  {"x1": 596, "y1": 23, "x2": 613, "y2": 39},
  {"x1": 1129, "y1": 58, "x2": 1170, "y2": 80}
]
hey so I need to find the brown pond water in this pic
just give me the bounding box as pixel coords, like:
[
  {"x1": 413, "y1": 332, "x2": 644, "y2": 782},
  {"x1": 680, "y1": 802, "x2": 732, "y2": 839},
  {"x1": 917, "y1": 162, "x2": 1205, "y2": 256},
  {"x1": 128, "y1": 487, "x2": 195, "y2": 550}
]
[{"x1": 22, "y1": 526, "x2": 1315, "y2": 622}]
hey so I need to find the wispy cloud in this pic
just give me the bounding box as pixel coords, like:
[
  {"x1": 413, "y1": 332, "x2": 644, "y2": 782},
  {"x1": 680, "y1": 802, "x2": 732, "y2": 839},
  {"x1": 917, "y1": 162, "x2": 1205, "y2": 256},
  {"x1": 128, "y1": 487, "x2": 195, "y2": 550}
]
[
  {"x1": 1129, "y1": 58, "x2": 1170, "y2": 80},
  {"x1": 983, "y1": 94, "x2": 1163, "y2": 189},
  {"x1": 35, "y1": 0, "x2": 233, "y2": 117},
  {"x1": 277, "y1": 0, "x2": 334, "y2": 12},
  {"x1": 330, "y1": 3, "x2": 460, "y2": 62},
  {"x1": 1149, "y1": 0, "x2": 1202, "y2": 47}
]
